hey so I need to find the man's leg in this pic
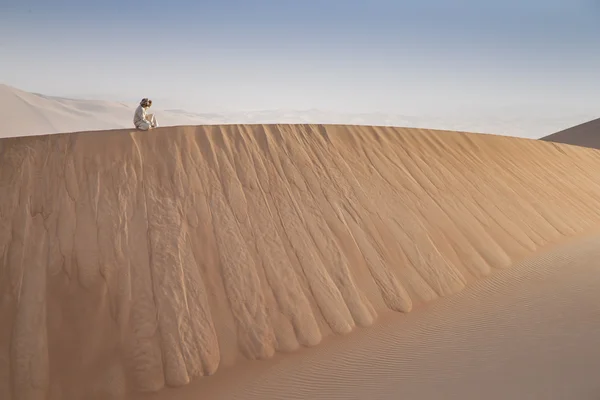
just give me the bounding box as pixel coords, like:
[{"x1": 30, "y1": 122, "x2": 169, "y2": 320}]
[
  {"x1": 137, "y1": 121, "x2": 151, "y2": 131},
  {"x1": 148, "y1": 113, "x2": 158, "y2": 128}
]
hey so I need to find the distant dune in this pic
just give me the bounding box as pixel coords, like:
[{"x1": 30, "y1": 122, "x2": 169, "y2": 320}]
[
  {"x1": 0, "y1": 84, "x2": 214, "y2": 138},
  {"x1": 2, "y1": 83, "x2": 595, "y2": 139},
  {"x1": 2, "y1": 124, "x2": 600, "y2": 399},
  {"x1": 541, "y1": 117, "x2": 600, "y2": 149}
]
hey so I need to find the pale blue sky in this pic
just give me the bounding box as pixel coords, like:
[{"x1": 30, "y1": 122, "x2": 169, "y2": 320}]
[{"x1": 1, "y1": 0, "x2": 599, "y2": 117}]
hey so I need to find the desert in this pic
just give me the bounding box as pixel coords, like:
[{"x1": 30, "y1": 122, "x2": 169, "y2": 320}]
[
  {"x1": 2, "y1": 1, "x2": 600, "y2": 398},
  {"x1": 2, "y1": 116, "x2": 600, "y2": 399}
]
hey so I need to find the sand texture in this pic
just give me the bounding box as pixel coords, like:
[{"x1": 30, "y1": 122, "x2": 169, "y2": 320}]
[
  {"x1": 174, "y1": 232, "x2": 600, "y2": 400},
  {"x1": 542, "y1": 117, "x2": 600, "y2": 149},
  {"x1": 1, "y1": 124, "x2": 600, "y2": 399}
]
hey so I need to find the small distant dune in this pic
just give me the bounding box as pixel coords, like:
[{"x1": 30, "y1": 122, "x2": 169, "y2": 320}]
[
  {"x1": 1, "y1": 124, "x2": 600, "y2": 399},
  {"x1": 541, "y1": 117, "x2": 600, "y2": 149}
]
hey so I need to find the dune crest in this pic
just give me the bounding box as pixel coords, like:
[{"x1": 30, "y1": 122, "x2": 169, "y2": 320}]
[{"x1": 2, "y1": 124, "x2": 600, "y2": 399}]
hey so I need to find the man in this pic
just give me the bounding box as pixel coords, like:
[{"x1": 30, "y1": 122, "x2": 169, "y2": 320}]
[{"x1": 134, "y1": 98, "x2": 159, "y2": 130}]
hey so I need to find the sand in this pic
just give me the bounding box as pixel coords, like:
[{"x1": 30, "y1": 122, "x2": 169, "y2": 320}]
[
  {"x1": 1, "y1": 123, "x2": 600, "y2": 399},
  {"x1": 155, "y1": 233, "x2": 600, "y2": 400},
  {"x1": 541, "y1": 117, "x2": 600, "y2": 149}
]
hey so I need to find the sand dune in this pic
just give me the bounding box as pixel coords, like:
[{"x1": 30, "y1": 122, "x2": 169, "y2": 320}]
[
  {"x1": 1, "y1": 124, "x2": 600, "y2": 399},
  {"x1": 0, "y1": 84, "x2": 213, "y2": 138},
  {"x1": 541, "y1": 117, "x2": 600, "y2": 149}
]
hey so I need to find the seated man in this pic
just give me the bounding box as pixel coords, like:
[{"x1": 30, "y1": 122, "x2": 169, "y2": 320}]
[{"x1": 134, "y1": 98, "x2": 159, "y2": 130}]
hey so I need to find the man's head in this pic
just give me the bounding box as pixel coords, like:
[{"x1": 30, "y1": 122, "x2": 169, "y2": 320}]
[{"x1": 140, "y1": 98, "x2": 152, "y2": 108}]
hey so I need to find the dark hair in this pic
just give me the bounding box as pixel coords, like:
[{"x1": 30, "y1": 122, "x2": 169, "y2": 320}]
[{"x1": 140, "y1": 98, "x2": 152, "y2": 107}]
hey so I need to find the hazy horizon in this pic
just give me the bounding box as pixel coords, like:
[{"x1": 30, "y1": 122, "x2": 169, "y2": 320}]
[{"x1": 2, "y1": 1, "x2": 599, "y2": 130}]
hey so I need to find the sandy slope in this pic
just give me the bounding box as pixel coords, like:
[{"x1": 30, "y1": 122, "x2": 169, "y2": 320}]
[
  {"x1": 1, "y1": 124, "x2": 600, "y2": 399},
  {"x1": 541, "y1": 117, "x2": 600, "y2": 149},
  {"x1": 155, "y1": 233, "x2": 600, "y2": 400}
]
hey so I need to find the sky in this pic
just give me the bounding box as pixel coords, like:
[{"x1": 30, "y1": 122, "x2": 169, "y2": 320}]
[{"x1": 1, "y1": 0, "x2": 599, "y2": 122}]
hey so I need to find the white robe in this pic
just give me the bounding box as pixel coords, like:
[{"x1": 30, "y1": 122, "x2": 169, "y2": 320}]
[{"x1": 133, "y1": 105, "x2": 158, "y2": 130}]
